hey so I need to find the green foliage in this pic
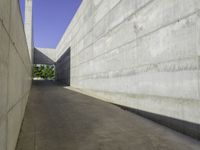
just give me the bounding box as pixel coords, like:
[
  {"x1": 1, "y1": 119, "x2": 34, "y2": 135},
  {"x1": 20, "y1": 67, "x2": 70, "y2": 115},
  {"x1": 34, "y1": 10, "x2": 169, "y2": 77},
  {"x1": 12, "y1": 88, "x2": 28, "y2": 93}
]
[{"x1": 33, "y1": 64, "x2": 55, "y2": 80}]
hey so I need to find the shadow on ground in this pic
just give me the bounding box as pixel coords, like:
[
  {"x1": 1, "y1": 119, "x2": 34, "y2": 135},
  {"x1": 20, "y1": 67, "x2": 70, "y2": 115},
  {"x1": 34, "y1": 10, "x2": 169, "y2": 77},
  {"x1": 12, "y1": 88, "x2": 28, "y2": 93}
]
[{"x1": 16, "y1": 81, "x2": 200, "y2": 150}]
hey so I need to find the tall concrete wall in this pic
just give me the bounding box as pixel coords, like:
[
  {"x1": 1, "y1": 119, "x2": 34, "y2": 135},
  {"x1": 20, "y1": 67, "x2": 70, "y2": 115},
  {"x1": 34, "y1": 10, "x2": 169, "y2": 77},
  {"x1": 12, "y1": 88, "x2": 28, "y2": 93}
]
[
  {"x1": 56, "y1": 0, "x2": 200, "y2": 132},
  {"x1": 0, "y1": 0, "x2": 32, "y2": 150},
  {"x1": 25, "y1": 0, "x2": 33, "y2": 63}
]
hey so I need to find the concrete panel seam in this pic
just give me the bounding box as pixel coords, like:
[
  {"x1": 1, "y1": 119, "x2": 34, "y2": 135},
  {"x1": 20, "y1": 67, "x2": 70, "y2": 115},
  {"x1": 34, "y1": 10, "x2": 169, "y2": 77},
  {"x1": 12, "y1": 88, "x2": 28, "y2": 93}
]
[
  {"x1": 0, "y1": 20, "x2": 31, "y2": 74},
  {"x1": 57, "y1": 0, "x2": 122, "y2": 58},
  {"x1": 69, "y1": 0, "x2": 159, "y2": 60},
  {"x1": 71, "y1": 56, "x2": 198, "y2": 80},
  {"x1": 56, "y1": 0, "x2": 122, "y2": 58},
  {"x1": 7, "y1": 90, "x2": 30, "y2": 114},
  {"x1": 66, "y1": 86, "x2": 200, "y2": 124},
  {"x1": 60, "y1": 0, "x2": 155, "y2": 60},
  {"x1": 71, "y1": 9, "x2": 200, "y2": 68},
  {"x1": 12, "y1": 41, "x2": 30, "y2": 74},
  {"x1": 70, "y1": 1, "x2": 197, "y2": 61},
  {"x1": 70, "y1": 0, "x2": 122, "y2": 42}
]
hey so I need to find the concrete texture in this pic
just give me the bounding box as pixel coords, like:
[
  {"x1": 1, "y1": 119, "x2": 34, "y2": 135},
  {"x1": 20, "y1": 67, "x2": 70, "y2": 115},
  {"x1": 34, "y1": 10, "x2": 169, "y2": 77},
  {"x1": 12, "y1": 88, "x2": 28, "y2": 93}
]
[
  {"x1": 34, "y1": 48, "x2": 56, "y2": 65},
  {"x1": 25, "y1": 0, "x2": 33, "y2": 62},
  {"x1": 55, "y1": 48, "x2": 71, "y2": 85},
  {"x1": 2, "y1": 0, "x2": 200, "y2": 149},
  {"x1": 0, "y1": 0, "x2": 32, "y2": 150},
  {"x1": 16, "y1": 81, "x2": 200, "y2": 150},
  {"x1": 55, "y1": 0, "x2": 200, "y2": 129}
]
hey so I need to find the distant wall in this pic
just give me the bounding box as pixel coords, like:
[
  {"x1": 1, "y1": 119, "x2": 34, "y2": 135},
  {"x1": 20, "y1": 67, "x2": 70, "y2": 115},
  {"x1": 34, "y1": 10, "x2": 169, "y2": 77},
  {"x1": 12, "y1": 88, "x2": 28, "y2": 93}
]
[
  {"x1": 55, "y1": 48, "x2": 71, "y2": 85},
  {"x1": 34, "y1": 48, "x2": 57, "y2": 65},
  {"x1": 56, "y1": 0, "x2": 200, "y2": 129},
  {"x1": 0, "y1": 0, "x2": 32, "y2": 150}
]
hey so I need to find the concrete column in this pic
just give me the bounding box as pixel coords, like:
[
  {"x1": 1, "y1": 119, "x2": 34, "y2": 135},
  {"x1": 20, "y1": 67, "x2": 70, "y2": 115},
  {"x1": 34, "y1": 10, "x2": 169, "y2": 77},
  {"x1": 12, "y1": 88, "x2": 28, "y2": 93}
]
[{"x1": 25, "y1": 0, "x2": 33, "y2": 63}]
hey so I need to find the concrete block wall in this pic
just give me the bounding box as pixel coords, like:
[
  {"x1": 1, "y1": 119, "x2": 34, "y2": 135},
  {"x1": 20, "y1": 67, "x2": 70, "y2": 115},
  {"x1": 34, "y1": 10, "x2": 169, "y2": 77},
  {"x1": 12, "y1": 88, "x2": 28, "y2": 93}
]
[
  {"x1": 0, "y1": 0, "x2": 32, "y2": 150},
  {"x1": 56, "y1": 0, "x2": 200, "y2": 128}
]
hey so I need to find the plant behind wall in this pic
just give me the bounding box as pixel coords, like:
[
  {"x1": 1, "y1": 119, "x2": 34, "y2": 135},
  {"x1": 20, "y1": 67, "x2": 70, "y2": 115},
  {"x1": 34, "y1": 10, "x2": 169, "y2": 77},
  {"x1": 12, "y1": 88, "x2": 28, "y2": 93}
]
[{"x1": 33, "y1": 64, "x2": 55, "y2": 80}]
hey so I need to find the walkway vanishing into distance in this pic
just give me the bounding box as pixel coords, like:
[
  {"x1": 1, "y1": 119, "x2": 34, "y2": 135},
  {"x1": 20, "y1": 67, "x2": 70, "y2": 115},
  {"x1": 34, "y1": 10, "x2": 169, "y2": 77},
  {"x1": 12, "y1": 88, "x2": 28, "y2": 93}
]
[{"x1": 16, "y1": 81, "x2": 200, "y2": 150}]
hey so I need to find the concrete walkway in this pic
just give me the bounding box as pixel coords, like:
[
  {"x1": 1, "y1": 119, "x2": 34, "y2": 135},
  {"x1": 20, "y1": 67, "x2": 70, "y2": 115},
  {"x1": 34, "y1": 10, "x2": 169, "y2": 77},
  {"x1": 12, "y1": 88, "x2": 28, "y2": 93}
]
[{"x1": 16, "y1": 81, "x2": 200, "y2": 150}]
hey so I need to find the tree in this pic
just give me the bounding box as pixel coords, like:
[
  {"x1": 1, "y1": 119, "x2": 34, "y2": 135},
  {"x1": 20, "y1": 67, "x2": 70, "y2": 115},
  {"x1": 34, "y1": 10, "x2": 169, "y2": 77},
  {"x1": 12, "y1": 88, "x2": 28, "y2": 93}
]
[{"x1": 33, "y1": 65, "x2": 55, "y2": 80}]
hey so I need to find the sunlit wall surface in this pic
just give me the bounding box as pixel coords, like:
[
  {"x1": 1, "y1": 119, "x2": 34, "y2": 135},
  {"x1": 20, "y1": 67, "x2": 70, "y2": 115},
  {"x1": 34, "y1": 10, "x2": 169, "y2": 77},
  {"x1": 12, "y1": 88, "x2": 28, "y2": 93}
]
[
  {"x1": 56, "y1": 0, "x2": 200, "y2": 138},
  {"x1": 0, "y1": 0, "x2": 32, "y2": 150}
]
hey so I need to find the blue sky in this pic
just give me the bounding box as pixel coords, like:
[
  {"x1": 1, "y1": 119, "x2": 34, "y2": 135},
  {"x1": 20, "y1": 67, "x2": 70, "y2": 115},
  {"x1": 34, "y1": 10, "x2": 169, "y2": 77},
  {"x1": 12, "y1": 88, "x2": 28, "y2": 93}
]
[{"x1": 19, "y1": 0, "x2": 82, "y2": 48}]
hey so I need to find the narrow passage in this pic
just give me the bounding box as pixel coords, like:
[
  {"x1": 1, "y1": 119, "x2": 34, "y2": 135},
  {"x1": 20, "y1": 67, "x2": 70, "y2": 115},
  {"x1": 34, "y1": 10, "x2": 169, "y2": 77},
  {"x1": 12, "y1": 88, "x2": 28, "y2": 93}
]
[{"x1": 16, "y1": 81, "x2": 200, "y2": 150}]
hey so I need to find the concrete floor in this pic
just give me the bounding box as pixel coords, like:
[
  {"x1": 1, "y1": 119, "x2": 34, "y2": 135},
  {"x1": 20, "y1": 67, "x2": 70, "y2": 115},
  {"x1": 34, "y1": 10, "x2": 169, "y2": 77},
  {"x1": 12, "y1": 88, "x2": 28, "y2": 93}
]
[{"x1": 16, "y1": 81, "x2": 200, "y2": 150}]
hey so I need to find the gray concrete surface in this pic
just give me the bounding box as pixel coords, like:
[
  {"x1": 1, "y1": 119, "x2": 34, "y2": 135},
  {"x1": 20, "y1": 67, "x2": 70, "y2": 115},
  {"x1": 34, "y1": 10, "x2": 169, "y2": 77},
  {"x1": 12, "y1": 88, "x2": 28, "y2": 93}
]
[
  {"x1": 34, "y1": 48, "x2": 56, "y2": 65},
  {"x1": 16, "y1": 81, "x2": 200, "y2": 150},
  {"x1": 0, "y1": 0, "x2": 32, "y2": 150},
  {"x1": 25, "y1": 0, "x2": 34, "y2": 62},
  {"x1": 55, "y1": 48, "x2": 71, "y2": 85},
  {"x1": 54, "y1": 0, "x2": 200, "y2": 127}
]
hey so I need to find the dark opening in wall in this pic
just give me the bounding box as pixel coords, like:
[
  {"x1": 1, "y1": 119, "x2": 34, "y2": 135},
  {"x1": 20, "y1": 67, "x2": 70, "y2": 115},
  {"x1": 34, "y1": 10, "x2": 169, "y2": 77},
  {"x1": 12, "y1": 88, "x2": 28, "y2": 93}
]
[
  {"x1": 33, "y1": 64, "x2": 55, "y2": 80},
  {"x1": 55, "y1": 48, "x2": 71, "y2": 86}
]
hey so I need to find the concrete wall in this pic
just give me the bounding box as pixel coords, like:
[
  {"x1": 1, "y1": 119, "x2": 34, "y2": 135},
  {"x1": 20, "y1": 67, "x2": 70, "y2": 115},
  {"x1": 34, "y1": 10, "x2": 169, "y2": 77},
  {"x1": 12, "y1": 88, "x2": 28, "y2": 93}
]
[
  {"x1": 56, "y1": 0, "x2": 200, "y2": 127},
  {"x1": 0, "y1": 0, "x2": 32, "y2": 150},
  {"x1": 56, "y1": 48, "x2": 71, "y2": 85},
  {"x1": 25, "y1": 0, "x2": 33, "y2": 63},
  {"x1": 34, "y1": 48, "x2": 57, "y2": 65}
]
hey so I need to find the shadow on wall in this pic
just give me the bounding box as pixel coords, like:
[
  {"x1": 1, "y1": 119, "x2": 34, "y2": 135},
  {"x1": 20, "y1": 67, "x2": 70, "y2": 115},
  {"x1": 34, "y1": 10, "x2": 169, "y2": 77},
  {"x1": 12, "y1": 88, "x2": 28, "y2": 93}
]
[
  {"x1": 34, "y1": 48, "x2": 55, "y2": 65},
  {"x1": 55, "y1": 48, "x2": 71, "y2": 86}
]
